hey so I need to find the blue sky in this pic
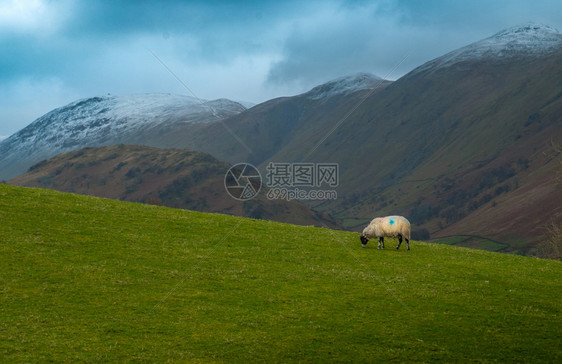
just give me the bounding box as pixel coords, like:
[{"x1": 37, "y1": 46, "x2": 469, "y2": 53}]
[{"x1": 1, "y1": 0, "x2": 561, "y2": 138}]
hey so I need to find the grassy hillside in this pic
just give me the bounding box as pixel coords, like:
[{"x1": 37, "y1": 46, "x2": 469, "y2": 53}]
[{"x1": 1, "y1": 184, "x2": 561, "y2": 362}]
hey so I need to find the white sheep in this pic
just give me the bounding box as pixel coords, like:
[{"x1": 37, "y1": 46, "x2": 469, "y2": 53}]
[{"x1": 360, "y1": 215, "x2": 411, "y2": 250}]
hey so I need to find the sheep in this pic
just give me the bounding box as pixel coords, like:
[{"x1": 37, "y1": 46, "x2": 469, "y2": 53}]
[{"x1": 359, "y1": 215, "x2": 411, "y2": 250}]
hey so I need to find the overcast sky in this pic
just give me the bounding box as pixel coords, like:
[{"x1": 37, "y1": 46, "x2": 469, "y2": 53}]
[{"x1": 1, "y1": 0, "x2": 561, "y2": 138}]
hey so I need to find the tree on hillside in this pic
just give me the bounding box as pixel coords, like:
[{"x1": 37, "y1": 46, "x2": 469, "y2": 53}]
[
  {"x1": 536, "y1": 140, "x2": 562, "y2": 261},
  {"x1": 537, "y1": 219, "x2": 562, "y2": 261},
  {"x1": 552, "y1": 142, "x2": 562, "y2": 185}
]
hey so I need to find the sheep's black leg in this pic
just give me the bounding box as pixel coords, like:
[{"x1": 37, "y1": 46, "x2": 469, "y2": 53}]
[
  {"x1": 406, "y1": 238, "x2": 410, "y2": 251},
  {"x1": 378, "y1": 237, "x2": 384, "y2": 249},
  {"x1": 396, "y1": 235, "x2": 403, "y2": 250}
]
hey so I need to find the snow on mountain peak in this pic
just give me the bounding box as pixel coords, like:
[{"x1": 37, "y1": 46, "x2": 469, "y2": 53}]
[
  {"x1": 6, "y1": 93, "x2": 243, "y2": 147},
  {"x1": 484, "y1": 22, "x2": 562, "y2": 53},
  {"x1": 413, "y1": 22, "x2": 562, "y2": 75},
  {"x1": 307, "y1": 72, "x2": 384, "y2": 100},
  {"x1": 492, "y1": 23, "x2": 560, "y2": 42},
  {"x1": 0, "y1": 93, "x2": 246, "y2": 180}
]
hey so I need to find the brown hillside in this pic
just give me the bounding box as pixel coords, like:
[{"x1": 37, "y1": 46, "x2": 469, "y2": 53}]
[{"x1": 8, "y1": 145, "x2": 341, "y2": 229}]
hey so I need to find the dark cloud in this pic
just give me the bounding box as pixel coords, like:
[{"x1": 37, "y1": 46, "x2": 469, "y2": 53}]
[
  {"x1": 1, "y1": 0, "x2": 562, "y2": 136},
  {"x1": 0, "y1": 35, "x2": 83, "y2": 83},
  {"x1": 266, "y1": 2, "x2": 443, "y2": 87},
  {"x1": 0, "y1": 0, "x2": 300, "y2": 81},
  {"x1": 62, "y1": 1, "x2": 304, "y2": 60},
  {"x1": 266, "y1": 0, "x2": 562, "y2": 88}
]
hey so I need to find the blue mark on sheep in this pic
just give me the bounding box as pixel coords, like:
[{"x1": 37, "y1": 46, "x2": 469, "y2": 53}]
[{"x1": 389, "y1": 218, "x2": 395, "y2": 225}]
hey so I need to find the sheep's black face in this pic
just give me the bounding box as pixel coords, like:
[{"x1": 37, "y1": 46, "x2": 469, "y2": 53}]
[{"x1": 360, "y1": 235, "x2": 369, "y2": 247}]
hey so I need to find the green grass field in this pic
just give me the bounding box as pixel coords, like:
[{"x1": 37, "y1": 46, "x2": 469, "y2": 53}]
[{"x1": 1, "y1": 184, "x2": 560, "y2": 362}]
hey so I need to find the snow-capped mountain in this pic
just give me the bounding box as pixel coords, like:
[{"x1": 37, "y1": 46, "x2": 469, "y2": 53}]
[
  {"x1": 306, "y1": 72, "x2": 388, "y2": 100},
  {"x1": 0, "y1": 94, "x2": 246, "y2": 180},
  {"x1": 413, "y1": 23, "x2": 562, "y2": 74}
]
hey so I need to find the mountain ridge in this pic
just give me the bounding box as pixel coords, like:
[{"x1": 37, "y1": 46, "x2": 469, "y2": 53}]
[
  {"x1": 0, "y1": 94, "x2": 246, "y2": 180},
  {"x1": 305, "y1": 72, "x2": 386, "y2": 100},
  {"x1": 412, "y1": 22, "x2": 562, "y2": 75}
]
